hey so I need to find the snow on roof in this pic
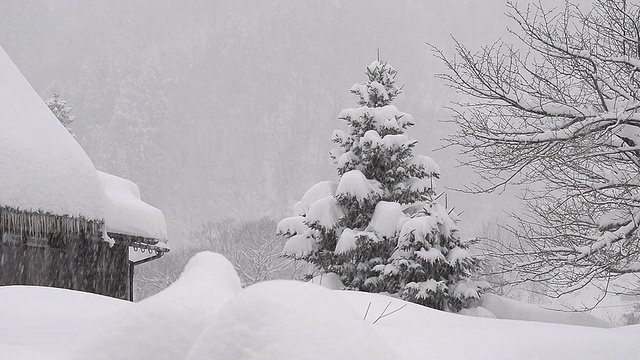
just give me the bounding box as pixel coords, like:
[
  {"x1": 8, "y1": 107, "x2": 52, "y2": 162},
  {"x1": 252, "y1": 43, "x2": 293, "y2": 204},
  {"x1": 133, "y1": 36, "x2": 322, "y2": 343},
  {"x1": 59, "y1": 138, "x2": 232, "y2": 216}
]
[
  {"x1": 98, "y1": 171, "x2": 168, "y2": 242},
  {"x1": 0, "y1": 45, "x2": 106, "y2": 220}
]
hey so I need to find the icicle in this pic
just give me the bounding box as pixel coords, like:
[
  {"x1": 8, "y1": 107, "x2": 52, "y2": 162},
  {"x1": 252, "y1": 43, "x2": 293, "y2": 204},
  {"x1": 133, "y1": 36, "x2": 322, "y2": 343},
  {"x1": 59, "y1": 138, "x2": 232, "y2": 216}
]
[{"x1": 0, "y1": 206, "x2": 104, "y2": 243}]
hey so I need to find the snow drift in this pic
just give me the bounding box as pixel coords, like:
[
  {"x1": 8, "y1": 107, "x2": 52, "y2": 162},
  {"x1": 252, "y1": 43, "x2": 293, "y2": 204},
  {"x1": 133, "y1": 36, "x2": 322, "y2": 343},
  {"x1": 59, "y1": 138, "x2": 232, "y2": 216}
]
[
  {"x1": 2, "y1": 252, "x2": 639, "y2": 360},
  {"x1": 71, "y1": 252, "x2": 241, "y2": 360}
]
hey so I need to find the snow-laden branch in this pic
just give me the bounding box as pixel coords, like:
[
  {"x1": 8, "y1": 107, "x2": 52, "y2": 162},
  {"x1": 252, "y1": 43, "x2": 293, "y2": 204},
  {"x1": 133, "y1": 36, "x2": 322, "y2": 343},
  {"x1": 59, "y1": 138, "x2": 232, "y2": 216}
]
[{"x1": 437, "y1": 0, "x2": 640, "y2": 298}]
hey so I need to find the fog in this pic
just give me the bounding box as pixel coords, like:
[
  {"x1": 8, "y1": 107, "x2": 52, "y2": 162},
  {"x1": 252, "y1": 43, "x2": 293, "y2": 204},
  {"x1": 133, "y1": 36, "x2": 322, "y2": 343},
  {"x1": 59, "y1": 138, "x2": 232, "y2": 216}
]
[{"x1": 1, "y1": 0, "x2": 525, "y2": 244}]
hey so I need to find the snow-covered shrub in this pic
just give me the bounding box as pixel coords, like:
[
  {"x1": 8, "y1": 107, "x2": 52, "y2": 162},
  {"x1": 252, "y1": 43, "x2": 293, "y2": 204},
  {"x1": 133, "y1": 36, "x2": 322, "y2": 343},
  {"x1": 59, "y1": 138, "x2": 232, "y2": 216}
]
[
  {"x1": 621, "y1": 302, "x2": 640, "y2": 326},
  {"x1": 278, "y1": 60, "x2": 484, "y2": 311}
]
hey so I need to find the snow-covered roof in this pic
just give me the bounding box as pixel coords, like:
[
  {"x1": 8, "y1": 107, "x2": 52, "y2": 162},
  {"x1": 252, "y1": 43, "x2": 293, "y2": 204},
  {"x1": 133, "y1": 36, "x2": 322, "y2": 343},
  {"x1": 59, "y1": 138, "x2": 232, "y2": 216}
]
[
  {"x1": 0, "y1": 45, "x2": 106, "y2": 220},
  {"x1": 0, "y1": 45, "x2": 168, "y2": 248},
  {"x1": 98, "y1": 171, "x2": 168, "y2": 242}
]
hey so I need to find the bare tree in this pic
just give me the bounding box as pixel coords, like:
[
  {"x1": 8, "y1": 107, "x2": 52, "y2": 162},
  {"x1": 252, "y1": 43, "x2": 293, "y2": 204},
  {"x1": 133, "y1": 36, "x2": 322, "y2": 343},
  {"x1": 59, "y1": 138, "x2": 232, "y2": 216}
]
[
  {"x1": 479, "y1": 219, "x2": 552, "y2": 304},
  {"x1": 192, "y1": 218, "x2": 310, "y2": 285},
  {"x1": 436, "y1": 0, "x2": 640, "y2": 300}
]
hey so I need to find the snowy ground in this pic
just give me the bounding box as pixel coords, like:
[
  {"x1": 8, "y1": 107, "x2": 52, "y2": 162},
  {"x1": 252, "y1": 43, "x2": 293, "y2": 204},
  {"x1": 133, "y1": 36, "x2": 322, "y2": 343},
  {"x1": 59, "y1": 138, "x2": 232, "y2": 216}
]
[{"x1": 1, "y1": 252, "x2": 639, "y2": 360}]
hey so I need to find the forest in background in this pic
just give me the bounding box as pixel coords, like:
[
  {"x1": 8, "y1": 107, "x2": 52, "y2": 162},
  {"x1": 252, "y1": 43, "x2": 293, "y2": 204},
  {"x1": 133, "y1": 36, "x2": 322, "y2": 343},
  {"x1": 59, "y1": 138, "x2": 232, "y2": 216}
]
[{"x1": 0, "y1": 0, "x2": 517, "y2": 244}]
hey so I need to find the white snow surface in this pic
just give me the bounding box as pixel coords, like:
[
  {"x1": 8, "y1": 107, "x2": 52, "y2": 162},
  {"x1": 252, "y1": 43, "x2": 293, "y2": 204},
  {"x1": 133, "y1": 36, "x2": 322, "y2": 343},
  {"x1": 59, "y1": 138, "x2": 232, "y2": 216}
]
[
  {"x1": 416, "y1": 247, "x2": 445, "y2": 263},
  {"x1": 480, "y1": 293, "x2": 614, "y2": 328},
  {"x1": 98, "y1": 171, "x2": 168, "y2": 241},
  {"x1": 4, "y1": 252, "x2": 640, "y2": 360},
  {"x1": 282, "y1": 232, "x2": 316, "y2": 257},
  {"x1": 335, "y1": 169, "x2": 383, "y2": 202},
  {"x1": 381, "y1": 134, "x2": 411, "y2": 149},
  {"x1": 408, "y1": 154, "x2": 441, "y2": 175},
  {"x1": 398, "y1": 215, "x2": 438, "y2": 245},
  {"x1": 0, "y1": 286, "x2": 130, "y2": 360},
  {"x1": 309, "y1": 272, "x2": 346, "y2": 290},
  {"x1": 360, "y1": 129, "x2": 383, "y2": 147},
  {"x1": 337, "y1": 150, "x2": 358, "y2": 169},
  {"x1": 404, "y1": 176, "x2": 433, "y2": 193},
  {"x1": 186, "y1": 281, "x2": 400, "y2": 360},
  {"x1": 0, "y1": 45, "x2": 105, "y2": 219},
  {"x1": 276, "y1": 215, "x2": 308, "y2": 236},
  {"x1": 447, "y1": 246, "x2": 471, "y2": 265},
  {"x1": 293, "y1": 180, "x2": 337, "y2": 216},
  {"x1": 72, "y1": 252, "x2": 242, "y2": 360},
  {"x1": 306, "y1": 195, "x2": 344, "y2": 228},
  {"x1": 335, "y1": 228, "x2": 358, "y2": 254},
  {"x1": 367, "y1": 201, "x2": 405, "y2": 239}
]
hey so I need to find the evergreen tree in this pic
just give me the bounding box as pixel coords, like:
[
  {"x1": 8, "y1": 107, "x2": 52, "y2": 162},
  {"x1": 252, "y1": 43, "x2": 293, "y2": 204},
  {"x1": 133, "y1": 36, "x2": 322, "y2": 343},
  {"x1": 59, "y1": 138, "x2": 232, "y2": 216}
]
[
  {"x1": 46, "y1": 91, "x2": 75, "y2": 136},
  {"x1": 278, "y1": 60, "x2": 484, "y2": 311}
]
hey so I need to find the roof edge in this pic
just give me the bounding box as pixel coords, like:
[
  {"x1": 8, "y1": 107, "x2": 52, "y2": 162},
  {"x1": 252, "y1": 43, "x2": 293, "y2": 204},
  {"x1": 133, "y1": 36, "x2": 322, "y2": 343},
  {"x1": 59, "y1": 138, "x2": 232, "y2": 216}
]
[{"x1": 0, "y1": 206, "x2": 103, "y2": 240}]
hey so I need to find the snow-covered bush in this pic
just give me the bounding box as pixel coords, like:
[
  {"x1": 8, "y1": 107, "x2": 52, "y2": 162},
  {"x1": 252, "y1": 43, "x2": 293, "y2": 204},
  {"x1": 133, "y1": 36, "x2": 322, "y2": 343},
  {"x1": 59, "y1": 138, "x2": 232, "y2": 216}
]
[
  {"x1": 621, "y1": 302, "x2": 640, "y2": 326},
  {"x1": 278, "y1": 60, "x2": 484, "y2": 311}
]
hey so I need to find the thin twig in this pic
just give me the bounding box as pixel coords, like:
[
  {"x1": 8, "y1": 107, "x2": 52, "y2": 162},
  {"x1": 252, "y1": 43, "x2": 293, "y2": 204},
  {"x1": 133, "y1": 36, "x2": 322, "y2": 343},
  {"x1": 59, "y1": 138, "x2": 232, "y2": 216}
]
[
  {"x1": 373, "y1": 301, "x2": 407, "y2": 324},
  {"x1": 363, "y1": 302, "x2": 372, "y2": 321}
]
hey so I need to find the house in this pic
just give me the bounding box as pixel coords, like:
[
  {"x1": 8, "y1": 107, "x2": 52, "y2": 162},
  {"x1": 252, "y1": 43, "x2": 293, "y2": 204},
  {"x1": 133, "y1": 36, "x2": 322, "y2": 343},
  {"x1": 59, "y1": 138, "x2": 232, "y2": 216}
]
[{"x1": 0, "y1": 45, "x2": 169, "y2": 301}]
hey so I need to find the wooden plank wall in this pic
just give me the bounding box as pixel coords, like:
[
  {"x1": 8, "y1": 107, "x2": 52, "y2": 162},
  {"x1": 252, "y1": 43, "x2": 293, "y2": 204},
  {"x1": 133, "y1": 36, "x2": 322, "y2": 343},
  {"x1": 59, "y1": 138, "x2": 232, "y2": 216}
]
[{"x1": 0, "y1": 235, "x2": 129, "y2": 300}]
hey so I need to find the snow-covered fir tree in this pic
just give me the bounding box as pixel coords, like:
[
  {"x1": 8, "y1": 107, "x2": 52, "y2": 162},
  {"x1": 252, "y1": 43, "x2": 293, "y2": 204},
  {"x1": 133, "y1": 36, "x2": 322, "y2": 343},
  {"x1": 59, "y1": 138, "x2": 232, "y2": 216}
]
[
  {"x1": 46, "y1": 91, "x2": 75, "y2": 136},
  {"x1": 278, "y1": 60, "x2": 486, "y2": 311}
]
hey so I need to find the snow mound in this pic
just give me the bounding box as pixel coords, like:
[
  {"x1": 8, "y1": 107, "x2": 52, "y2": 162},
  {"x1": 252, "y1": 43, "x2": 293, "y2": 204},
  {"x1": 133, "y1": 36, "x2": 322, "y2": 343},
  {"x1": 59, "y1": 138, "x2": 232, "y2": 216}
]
[
  {"x1": 72, "y1": 252, "x2": 242, "y2": 360},
  {"x1": 0, "y1": 45, "x2": 105, "y2": 219},
  {"x1": 98, "y1": 171, "x2": 168, "y2": 241},
  {"x1": 0, "y1": 286, "x2": 130, "y2": 329},
  {"x1": 0, "y1": 286, "x2": 130, "y2": 360},
  {"x1": 481, "y1": 293, "x2": 614, "y2": 328},
  {"x1": 185, "y1": 280, "x2": 401, "y2": 360},
  {"x1": 3, "y1": 265, "x2": 640, "y2": 360},
  {"x1": 459, "y1": 306, "x2": 498, "y2": 318},
  {"x1": 338, "y1": 291, "x2": 636, "y2": 360},
  {"x1": 309, "y1": 272, "x2": 346, "y2": 290}
]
